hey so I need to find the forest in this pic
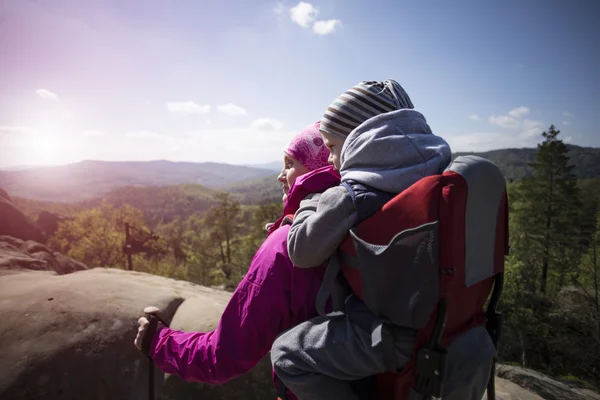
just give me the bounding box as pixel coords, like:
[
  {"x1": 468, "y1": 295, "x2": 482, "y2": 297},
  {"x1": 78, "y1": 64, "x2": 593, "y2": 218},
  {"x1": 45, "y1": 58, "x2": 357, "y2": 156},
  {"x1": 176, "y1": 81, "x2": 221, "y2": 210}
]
[{"x1": 10, "y1": 124, "x2": 600, "y2": 388}]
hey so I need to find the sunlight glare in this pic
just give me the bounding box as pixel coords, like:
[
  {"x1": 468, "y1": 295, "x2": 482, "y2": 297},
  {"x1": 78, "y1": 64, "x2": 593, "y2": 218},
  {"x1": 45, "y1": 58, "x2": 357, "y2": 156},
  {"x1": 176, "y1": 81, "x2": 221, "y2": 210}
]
[{"x1": 28, "y1": 127, "x2": 70, "y2": 166}]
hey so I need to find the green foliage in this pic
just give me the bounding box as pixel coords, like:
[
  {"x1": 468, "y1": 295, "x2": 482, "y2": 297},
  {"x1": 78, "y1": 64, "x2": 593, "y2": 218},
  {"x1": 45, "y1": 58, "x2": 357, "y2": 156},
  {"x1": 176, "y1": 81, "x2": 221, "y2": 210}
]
[
  {"x1": 10, "y1": 196, "x2": 84, "y2": 219},
  {"x1": 500, "y1": 125, "x2": 600, "y2": 385},
  {"x1": 83, "y1": 184, "x2": 220, "y2": 228},
  {"x1": 223, "y1": 174, "x2": 282, "y2": 204},
  {"x1": 511, "y1": 125, "x2": 582, "y2": 295},
  {"x1": 48, "y1": 201, "x2": 149, "y2": 269}
]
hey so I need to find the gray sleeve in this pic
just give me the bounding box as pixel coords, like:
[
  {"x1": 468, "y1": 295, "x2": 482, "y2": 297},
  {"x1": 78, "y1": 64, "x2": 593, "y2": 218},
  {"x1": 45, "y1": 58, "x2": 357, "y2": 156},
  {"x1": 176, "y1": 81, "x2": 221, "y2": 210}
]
[{"x1": 287, "y1": 186, "x2": 357, "y2": 268}]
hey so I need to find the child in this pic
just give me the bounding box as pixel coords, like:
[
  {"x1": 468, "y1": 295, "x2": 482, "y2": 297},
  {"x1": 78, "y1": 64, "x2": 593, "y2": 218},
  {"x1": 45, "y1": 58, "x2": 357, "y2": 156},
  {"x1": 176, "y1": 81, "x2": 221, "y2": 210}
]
[{"x1": 270, "y1": 80, "x2": 452, "y2": 400}]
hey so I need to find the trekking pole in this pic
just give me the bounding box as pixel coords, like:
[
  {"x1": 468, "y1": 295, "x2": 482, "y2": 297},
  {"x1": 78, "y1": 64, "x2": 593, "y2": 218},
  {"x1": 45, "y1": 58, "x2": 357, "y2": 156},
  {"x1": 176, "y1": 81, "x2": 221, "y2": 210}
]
[{"x1": 143, "y1": 307, "x2": 170, "y2": 400}]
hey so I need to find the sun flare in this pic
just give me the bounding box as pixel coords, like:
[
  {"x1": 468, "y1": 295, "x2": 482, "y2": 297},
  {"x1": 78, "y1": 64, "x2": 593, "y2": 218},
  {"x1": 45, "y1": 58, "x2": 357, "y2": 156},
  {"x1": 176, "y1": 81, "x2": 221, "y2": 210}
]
[{"x1": 26, "y1": 128, "x2": 70, "y2": 166}]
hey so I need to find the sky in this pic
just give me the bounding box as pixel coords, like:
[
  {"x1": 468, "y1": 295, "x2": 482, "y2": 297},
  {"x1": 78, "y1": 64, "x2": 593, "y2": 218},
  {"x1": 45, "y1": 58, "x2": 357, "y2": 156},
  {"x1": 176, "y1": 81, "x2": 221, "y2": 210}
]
[{"x1": 0, "y1": 0, "x2": 599, "y2": 168}]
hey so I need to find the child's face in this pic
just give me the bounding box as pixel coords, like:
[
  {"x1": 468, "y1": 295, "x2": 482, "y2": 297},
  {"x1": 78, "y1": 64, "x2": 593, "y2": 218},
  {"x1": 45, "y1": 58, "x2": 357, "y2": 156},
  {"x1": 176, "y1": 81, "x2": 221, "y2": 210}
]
[
  {"x1": 320, "y1": 130, "x2": 346, "y2": 171},
  {"x1": 277, "y1": 153, "x2": 310, "y2": 202}
]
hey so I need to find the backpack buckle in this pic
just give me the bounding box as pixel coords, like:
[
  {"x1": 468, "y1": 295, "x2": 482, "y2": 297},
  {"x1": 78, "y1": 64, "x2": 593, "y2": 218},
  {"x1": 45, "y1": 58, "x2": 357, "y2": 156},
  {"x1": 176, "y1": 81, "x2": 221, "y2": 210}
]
[
  {"x1": 414, "y1": 347, "x2": 448, "y2": 400},
  {"x1": 412, "y1": 297, "x2": 448, "y2": 398}
]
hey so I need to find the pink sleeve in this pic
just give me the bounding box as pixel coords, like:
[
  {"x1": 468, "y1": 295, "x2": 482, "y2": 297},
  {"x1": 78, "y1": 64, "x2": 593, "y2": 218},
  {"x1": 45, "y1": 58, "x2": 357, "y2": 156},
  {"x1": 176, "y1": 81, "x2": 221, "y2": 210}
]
[{"x1": 148, "y1": 227, "x2": 295, "y2": 384}]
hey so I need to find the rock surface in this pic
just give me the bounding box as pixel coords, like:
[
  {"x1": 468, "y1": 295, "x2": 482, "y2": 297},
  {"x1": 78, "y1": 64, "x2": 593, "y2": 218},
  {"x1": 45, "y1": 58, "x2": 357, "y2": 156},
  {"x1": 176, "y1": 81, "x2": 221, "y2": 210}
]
[
  {"x1": 496, "y1": 365, "x2": 600, "y2": 400},
  {"x1": 0, "y1": 236, "x2": 87, "y2": 275},
  {"x1": 0, "y1": 191, "x2": 45, "y2": 242},
  {"x1": 0, "y1": 267, "x2": 274, "y2": 400}
]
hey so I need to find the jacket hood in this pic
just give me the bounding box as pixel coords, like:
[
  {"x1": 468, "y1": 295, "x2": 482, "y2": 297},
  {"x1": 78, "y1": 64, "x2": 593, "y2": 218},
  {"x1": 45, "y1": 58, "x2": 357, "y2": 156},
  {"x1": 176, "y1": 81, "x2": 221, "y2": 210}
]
[{"x1": 340, "y1": 109, "x2": 452, "y2": 194}]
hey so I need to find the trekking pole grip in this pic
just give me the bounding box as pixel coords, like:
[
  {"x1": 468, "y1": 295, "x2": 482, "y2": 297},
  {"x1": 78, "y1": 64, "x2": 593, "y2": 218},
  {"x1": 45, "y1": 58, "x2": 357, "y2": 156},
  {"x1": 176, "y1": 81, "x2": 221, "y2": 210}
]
[{"x1": 142, "y1": 306, "x2": 170, "y2": 400}]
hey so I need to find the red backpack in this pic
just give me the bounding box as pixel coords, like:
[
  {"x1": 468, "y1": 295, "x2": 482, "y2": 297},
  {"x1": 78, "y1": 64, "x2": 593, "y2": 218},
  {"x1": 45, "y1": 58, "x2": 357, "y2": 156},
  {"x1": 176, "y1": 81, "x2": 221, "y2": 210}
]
[{"x1": 314, "y1": 155, "x2": 508, "y2": 400}]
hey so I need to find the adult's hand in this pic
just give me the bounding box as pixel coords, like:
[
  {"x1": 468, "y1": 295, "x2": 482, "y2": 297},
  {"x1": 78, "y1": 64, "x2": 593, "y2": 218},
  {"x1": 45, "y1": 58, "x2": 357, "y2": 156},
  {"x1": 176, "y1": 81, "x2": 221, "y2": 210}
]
[{"x1": 134, "y1": 306, "x2": 160, "y2": 351}]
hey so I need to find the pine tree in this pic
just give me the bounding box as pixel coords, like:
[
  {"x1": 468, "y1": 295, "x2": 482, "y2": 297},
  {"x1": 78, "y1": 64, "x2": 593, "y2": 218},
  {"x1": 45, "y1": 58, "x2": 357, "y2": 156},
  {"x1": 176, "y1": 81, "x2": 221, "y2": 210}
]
[{"x1": 513, "y1": 125, "x2": 581, "y2": 296}]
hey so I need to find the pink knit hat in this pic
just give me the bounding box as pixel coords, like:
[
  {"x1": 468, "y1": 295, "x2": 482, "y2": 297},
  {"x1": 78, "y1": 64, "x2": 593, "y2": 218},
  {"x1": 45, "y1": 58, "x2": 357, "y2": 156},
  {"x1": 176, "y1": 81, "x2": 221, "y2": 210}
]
[{"x1": 284, "y1": 121, "x2": 330, "y2": 171}]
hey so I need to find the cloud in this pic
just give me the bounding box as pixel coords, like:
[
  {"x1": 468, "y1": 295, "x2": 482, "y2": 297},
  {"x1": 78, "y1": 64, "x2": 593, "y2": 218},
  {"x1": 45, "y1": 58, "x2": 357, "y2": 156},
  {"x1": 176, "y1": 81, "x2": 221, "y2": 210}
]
[
  {"x1": 313, "y1": 19, "x2": 342, "y2": 35},
  {"x1": 564, "y1": 112, "x2": 574, "y2": 117},
  {"x1": 166, "y1": 101, "x2": 211, "y2": 115},
  {"x1": 562, "y1": 121, "x2": 570, "y2": 126},
  {"x1": 489, "y1": 115, "x2": 521, "y2": 130},
  {"x1": 251, "y1": 118, "x2": 283, "y2": 131},
  {"x1": 36, "y1": 89, "x2": 60, "y2": 101},
  {"x1": 564, "y1": 136, "x2": 573, "y2": 143},
  {"x1": 489, "y1": 106, "x2": 531, "y2": 129},
  {"x1": 508, "y1": 106, "x2": 530, "y2": 119},
  {"x1": 0, "y1": 125, "x2": 30, "y2": 135},
  {"x1": 446, "y1": 132, "x2": 516, "y2": 152},
  {"x1": 83, "y1": 129, "x2": 106, "y2": 137},
  {"x1": 125, "y1": 130, "x2": 170, "y2": 140},
  {"x1": 290, "y1": 2, "x2": 318, "y2": 27},
  {"x1": 217, "y1": 103, "x2": 248, "y2": 117},
  {"x1": 489, "y1": 106, "x2": 543, "y2": 138},
  {"x1": 485, "y1": 106, "x2": 547, "y2": 142},
  {"x1": 489, "y1": 106, "x2": 532, "y2": 130},
  {"x1": 469, "y1": 114, "x2": 480, "y2": 121},
  {"x1": 0, "y1": 124, "x2": 301, "y2": 167},
  {"x1": 445, "y1": 128, "x2": 551, "y2": 153},
  {"x1": 110, "y1": 127, "x2": 293, "y2": 165},
  {"x1": 521, "y1": 119, "x2": 544, "y2": 138},
  {"x1": 286, "y1": 2, "x2": 342, "y2": 35}
]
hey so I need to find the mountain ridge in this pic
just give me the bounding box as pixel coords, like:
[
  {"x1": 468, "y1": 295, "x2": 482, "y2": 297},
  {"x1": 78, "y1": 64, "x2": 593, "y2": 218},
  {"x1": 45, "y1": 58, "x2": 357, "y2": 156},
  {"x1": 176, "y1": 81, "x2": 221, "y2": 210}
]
[{"x1": 1, "y1": 145, "x2": 599, "y2": 203}]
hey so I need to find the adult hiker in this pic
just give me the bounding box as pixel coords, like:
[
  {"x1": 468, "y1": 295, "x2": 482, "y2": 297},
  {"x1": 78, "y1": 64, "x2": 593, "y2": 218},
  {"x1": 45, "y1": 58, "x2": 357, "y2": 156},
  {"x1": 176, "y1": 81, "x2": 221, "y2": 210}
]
[
  {"x1": 133, "y1": 121, "x2": 338, "y2": 389},
  {"x1": 271, "y1": 80, "x2": 502, "y2": 400}
]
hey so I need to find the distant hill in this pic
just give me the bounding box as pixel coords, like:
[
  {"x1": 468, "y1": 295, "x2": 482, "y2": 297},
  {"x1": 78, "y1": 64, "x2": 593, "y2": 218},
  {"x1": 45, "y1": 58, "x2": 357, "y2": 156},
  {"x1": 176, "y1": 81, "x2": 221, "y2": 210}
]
[
  {"x1": 12, "y1": 181, "x2": 277, "y2": 228},
  {"x1": 453, "y1": 145, "x2": 600, "y2": 181},
  {"x1": 0, "y1": 160, "x2": 274, "y2": 202},
  {"x1": 223, "y1": 174, "x2": 282, "y2": 204},
  {"x1": 244, "y1": 161, "x2": 282, "y2": 172},
  {"x1": 85, "y1": 184, "x2": 220, "y2": 226},
  {"x1": 12, "y1": 183, "x2": 222, "y2": 227},
  {"x1": 2, "y1": 146, "x2": 598, "y2": 206}
]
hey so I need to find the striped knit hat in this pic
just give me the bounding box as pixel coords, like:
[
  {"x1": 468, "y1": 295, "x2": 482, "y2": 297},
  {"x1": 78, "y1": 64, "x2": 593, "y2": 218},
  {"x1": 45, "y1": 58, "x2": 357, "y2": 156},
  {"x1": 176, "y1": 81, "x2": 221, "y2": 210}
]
[{"x1": 321, "y1": 79, "x2": 414, "y2": 138}]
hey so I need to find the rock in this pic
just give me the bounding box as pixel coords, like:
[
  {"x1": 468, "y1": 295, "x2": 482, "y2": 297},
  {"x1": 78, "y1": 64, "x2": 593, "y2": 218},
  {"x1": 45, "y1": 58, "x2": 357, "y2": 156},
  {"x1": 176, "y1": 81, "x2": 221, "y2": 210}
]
[
  {"x1": 0, "y1": 268, "x2": 275, "y2": 400},
  {"x1": 0, "y1": 236, "x2": 87, "y2": 275},
  {"x1": 0, "y1": 244, "x2": 52, "y2": 272},
  {"x1": 496, "y1": 365, "x2": 600, "y2": 400},
  {"x1": 29, "y1": 250, "x2": 60, "y2": 268},
  {"x1": 0, "y1": 235, "x2": 24, "y2": 248},
  {"x1": 489, "y1": 377, "x2": 544, "y2": 399},
  {"x1": 0, "y1": 193, "x2": 45, "y2": 242},
  {"x1": 20, "y1": 240, "x2": 53, "y2": 255},
  {"x1": 0, "y1": 188, "x2": 10, "y2": 201},
  {"x1": 37, "y1": 211, "x2": 69, "y2": 236},
  {"x1": 52, "y1": 251, "x2": 88, "y2": 274}
]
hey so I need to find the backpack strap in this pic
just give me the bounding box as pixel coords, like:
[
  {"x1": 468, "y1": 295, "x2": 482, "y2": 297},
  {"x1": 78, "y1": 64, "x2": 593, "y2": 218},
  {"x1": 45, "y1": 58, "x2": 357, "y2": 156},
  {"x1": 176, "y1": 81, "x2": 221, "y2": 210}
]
[
  {"x1": 315, "y1": 180, "x2": 394, "y2": 317},
  {"x1": 316, "y1": 252, "x2": 342, "y2": 316},
  {"x1": 340, "y1": 180, "x2": 395, "y2": 226}
]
